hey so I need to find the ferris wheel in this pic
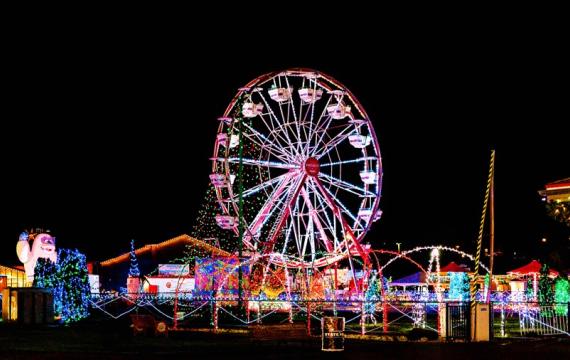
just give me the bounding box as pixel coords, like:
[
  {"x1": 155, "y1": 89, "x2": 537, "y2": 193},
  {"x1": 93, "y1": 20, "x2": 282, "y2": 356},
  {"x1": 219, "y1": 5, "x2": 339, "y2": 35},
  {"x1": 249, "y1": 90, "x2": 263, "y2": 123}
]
[{"x1": 210, "y1": 69, "x2": 382, "y2": 269}]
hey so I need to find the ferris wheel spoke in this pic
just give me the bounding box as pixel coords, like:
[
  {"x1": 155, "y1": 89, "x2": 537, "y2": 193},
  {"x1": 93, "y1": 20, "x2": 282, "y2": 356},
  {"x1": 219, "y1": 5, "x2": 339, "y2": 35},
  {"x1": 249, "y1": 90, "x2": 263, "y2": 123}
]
[
  {"x1": 313, "y1": 124, "x2": 355, "y2": 159},
  {"x1": 230, "y1": 173, "x2": 290, "y2": 201},
  {"x1": 312, "y1": 178, "x2": 370, "y2": 264},
  {"x1": 298, "y1": 102, "x2": 315, "y2": 157},
  {"x1": 256, "y1": 91, "x2": 302, "y2": 159},
  {"x1": 262, "y1": 173, "x2": 307, "y2": 255},
  {"x1": 300, "y1": 187, "x2": 333, "y2": 253},
  {"x1": 318, "y1": 172, "x2": 376, "y2": 198},
  {"x1": 244, "y1": 172, "x2": 295, "y2": 243},
  {"x1": 281, "y1": 197, "x2": 298, "y2": 256},
  {"x1": 254, "y1": 115, "x2": 298, "y2": 161},
  {"x1": 320, "y1": 156, "x2": 378, "y2": 168},
  {"x1": 241, "y1": 123, "x2": 294, "y2": 163},
  {"x1": 307, "y1": 178, "x2": 346, "y2": 252},
  {"x1": 283, "y1": 75, "x2": 304, "y2": 157},
  {"x1": 242, "y1": 122, "x2": 292, "y2": 161},
  {"x1": 304, "y1": 94, "x2": 333, "y2": 156},
  {"x1": 221, "y1": 157, "x2": 297, "y2": 170},
  {"x1": 316, "y1": 178, "x2": 358, "y2": 223},
  {"x1": 256, "y1": 113, "x2": 297, "y2": 157}
]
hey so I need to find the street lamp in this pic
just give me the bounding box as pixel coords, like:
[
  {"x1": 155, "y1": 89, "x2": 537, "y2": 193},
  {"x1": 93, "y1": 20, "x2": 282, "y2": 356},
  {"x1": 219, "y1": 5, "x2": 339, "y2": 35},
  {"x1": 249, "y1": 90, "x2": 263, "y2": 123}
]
[{"x1": 396, "y1": 242, "x2": 401, "y2": 253}]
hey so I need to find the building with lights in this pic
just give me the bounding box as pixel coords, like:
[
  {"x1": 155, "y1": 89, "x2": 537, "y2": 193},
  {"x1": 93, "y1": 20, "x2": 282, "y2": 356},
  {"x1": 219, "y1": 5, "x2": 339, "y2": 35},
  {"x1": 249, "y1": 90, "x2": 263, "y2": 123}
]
[
  {"x1": 94, "y1": 234, "x2": 231, "y2": 291},
  {"x1": 539, "y1": 177, "x2": 570, "y2": 227},
  {"x1": 0, "y1": 265, "x2": 27, "y2": 289},
  {"x1": 540, "y1": 177, "x2": 570, "y2": 202}
]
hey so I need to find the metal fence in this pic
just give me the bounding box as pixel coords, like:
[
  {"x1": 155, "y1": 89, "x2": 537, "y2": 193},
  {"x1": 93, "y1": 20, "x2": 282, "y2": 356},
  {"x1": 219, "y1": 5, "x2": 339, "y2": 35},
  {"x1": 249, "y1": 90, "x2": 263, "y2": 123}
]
[{"x1": 88, "y1": 294, "x2": 570, "y2": 338}]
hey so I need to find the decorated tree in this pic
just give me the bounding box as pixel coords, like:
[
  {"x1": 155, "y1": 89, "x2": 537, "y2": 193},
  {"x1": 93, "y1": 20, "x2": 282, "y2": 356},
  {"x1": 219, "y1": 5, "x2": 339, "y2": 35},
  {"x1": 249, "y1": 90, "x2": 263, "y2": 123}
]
[
  {"x1": 33, "y1": 249, "x2": 90, "y2": 323},
  {"x1": 128, "y1": 239, "x2": 140, "y2": 277},
  {"x1": 554, "y1": 277, "x2": 570, "y2": 315},
  {"x1": 34, "y1": 257, "x2": 58, "y2": 289},
  {"x1": 526, "y1": 278, "x2": 534, "y2": 300},
  {"x1": 57, "y1": 249, "x2": 90, "y2": 323},
  {"x1": 538, "y1": 264, "x2": 554, "y2": 307},
  {"x1": 448, "y1": 272, "x2": 470, "y2": 301},
  {"x1": 190, "y1": 185, "x2": 238, "y2": 252},
  {"x1": 546, "y1": 200, "x2": 570, "y2": 227},
  {"x1": 33, "y1": 258, "x2": 62, "y2": 315},
  {"x1": 191, "y1": 95, "x2": 269, "y2": 254},
  {"x1": 364, "y1": 275, "x2": 380, "y2": 315}
]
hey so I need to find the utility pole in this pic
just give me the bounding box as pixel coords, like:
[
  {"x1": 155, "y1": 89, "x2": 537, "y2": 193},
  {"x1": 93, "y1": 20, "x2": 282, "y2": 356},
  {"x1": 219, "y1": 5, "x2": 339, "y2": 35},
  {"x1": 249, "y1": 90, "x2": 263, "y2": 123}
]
[{"x1": 488, "y1": 152, "x2": 495, "y2": 303}]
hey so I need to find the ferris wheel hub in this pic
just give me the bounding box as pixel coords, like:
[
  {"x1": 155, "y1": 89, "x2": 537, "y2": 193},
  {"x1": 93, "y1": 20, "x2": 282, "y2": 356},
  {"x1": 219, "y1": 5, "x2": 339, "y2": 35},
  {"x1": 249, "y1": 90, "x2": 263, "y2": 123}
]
[{"x1": 304, "y1": 157, "x2": 320, "y2": 176}]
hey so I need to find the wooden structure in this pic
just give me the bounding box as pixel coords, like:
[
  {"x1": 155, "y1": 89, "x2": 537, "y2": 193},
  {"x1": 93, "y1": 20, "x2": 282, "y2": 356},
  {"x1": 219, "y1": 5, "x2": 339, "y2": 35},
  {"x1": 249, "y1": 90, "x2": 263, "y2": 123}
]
[{"x1": 1, "y1": 287, "x2": 54, "y2": 324}]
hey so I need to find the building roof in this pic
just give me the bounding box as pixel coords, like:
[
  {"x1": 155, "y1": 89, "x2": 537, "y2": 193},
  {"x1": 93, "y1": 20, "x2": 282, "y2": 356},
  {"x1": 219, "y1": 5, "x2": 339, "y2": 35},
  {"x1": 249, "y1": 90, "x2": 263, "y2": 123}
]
[
  {"x1": 390, "y1": 272, "x2": 427, "y2": 286},
  {"x1": 440, "y1": 261, "x2": 469, "y2": 273},
  {"x1": 546, "y1": 177, "x2": 570, "y2": 188},
  {"x1": 100, "y1": 234, "x2": 231, "y2": 267},
  {"x1": 507, "y1": 260, "x2": 559, "y2": 276}
]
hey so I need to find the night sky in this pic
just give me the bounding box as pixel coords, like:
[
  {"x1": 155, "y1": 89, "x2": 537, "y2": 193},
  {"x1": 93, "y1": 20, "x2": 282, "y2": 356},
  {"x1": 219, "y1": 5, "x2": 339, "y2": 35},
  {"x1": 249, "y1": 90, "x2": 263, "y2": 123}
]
[{"x1": 3, "y1": 24, "x2": 568, "y2": 272}]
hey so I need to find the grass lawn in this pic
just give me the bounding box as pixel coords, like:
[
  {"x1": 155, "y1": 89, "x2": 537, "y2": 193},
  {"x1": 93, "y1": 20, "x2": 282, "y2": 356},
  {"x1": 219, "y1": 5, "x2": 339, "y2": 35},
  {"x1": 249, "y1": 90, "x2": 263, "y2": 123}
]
[{"x1": 0, "y1": 318, "x2": 568, "y2": 359}]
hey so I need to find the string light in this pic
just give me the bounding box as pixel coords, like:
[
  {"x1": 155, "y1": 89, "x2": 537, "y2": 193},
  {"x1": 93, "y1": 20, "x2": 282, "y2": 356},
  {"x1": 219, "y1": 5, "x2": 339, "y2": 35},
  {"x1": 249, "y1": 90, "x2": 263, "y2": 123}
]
[
  {"x1": 128, "y1": 240, "x2": 140, "y2": 277},
  {"x1": 34, "y1": 249, "x2": 90, "y2": 323}
]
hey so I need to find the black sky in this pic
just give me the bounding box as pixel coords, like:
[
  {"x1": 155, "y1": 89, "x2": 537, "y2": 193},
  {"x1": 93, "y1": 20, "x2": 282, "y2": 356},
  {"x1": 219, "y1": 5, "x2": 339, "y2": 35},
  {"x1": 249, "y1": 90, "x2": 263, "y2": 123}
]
[{"x1": 3, "y1": 19, "x2": 568, "y2": 271}]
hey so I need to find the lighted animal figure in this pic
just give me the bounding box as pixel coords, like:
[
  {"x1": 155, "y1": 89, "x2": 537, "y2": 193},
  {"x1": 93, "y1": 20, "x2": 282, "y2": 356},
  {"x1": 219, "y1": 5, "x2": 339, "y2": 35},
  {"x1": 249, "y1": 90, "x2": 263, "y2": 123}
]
[{"x1": 16, "y1": 231, "x2": 57, "y2": 283}]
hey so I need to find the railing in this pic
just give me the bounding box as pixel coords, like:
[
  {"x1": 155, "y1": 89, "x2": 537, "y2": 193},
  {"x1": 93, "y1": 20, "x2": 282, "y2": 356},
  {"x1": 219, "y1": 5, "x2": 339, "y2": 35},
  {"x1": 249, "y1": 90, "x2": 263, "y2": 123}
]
[{"x1": 88, "y1": 294, "x2": 570, "y2": 338}]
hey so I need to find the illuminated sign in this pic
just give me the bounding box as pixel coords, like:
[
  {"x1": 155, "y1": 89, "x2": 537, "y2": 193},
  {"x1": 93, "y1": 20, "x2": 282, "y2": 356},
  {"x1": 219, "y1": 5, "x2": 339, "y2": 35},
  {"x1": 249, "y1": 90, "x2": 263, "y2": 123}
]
[{"x1": 158, "y1": 264, "x2": 190, "y2": 276}]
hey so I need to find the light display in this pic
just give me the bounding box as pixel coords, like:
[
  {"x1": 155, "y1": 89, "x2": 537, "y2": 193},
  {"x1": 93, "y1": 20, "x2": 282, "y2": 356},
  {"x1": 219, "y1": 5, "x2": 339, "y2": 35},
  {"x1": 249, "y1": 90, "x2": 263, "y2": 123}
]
[
  {"x1": 33, "y1": 258, "x2": 58, "y2": 291},
  {"x1": 128, "y1": 239, "x2": 140, "y2": 277},
  {"x1": 448, "y1": 272, "x2": 470, "y2": 301},
  {"x1": 538, "y1": 264, "x2": 554, "y2": 308},
  {"x1": 554, "y1": 277, "x2": 570, "y2": 315},
  {"x1": 363, "y1": 274, "x2": 380, "y2": 323},
  {"x1": 194, "y1": 257, "x2": 250, "y2": 296},
  {"x1": 209, "y1": 68, "x2": 381, "y2": 277},
  {"x1": 33, "y1": 248, "x2": 90, "y2": 323}
]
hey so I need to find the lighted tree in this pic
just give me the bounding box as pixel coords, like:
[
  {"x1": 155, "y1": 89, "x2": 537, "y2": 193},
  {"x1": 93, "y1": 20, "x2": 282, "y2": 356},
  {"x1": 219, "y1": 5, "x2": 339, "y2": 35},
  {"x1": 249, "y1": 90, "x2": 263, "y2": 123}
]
[
  {"x1": 537, "y1": 264, "x2": 554, "y2": 308},
  {"x1": 526, "y1": 278, "x2": 534, "y2": 300},
  {"x1": 33, "y1": 249, "x2": 90, "y2": 323},
  {"x1": 190, "y1": 185, "x2": 237, "y2": 252},
  {"x1": 554, "y1": 277, "x2": 570, "y2": 315},
  {"x1": 128, "y1": 239, "x2": 140, "y2": 277},
  {"x1": 34, "y1": 258, "x2": 58, "y2": 288},
  {"x1": 448, "y1": 272, "x2": 470, "y2": 301},
  {"x1": 546, "y1": 200, "x2": 570, "y2": 227},
  {"x1": 364, "y1": 276, "x2": 380, "y2": 314},
  {"x1": 33, "y1": 258, "x2": 61, "y2": 315},
  {"x1": 57, "y1": 249, "x2": 90, "y2": 323},
  {"x1": 191, "y1": 96, "x2": 269, "y2": 254}
]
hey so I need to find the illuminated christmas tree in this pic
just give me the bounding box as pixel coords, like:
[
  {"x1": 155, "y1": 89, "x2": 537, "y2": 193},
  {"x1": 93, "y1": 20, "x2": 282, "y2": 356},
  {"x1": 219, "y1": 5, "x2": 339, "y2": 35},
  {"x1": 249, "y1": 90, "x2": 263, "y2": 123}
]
[
  {"x1": 128, "y1": 239, "x2": 140, "y2": 277},
  {"x1": 190, "y1": 96, "x2": 268, "y2": 254},
  {"x1": 34, "y1": 258, "x2": 58, "y2": 289},
  {"x1": 448, "y1": 272, "x2": 470, "y2": 301},
  {"x1": 554, "y1": 277, "x2": 570, "y2": 315},
  {"x1": 538, "y1": 264, "x2": 554, "y2": 310},
  {"x1": 34, "y1": 249, "x2": 90, "y2": 323},
  {"x1": 57, "y1": 249, "x2": 90, "y2": 323}
]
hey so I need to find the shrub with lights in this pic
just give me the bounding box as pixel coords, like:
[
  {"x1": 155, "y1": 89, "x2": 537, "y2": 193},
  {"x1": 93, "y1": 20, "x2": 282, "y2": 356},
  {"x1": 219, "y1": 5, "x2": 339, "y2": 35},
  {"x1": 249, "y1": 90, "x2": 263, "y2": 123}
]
[
  {"x1": 448, "y1": 272, "x2": 470, "y2": 301},
  {"x1": 554, "y1": 277, "x2": 570, "y2": 315},
  {"x1": 33, "y1": 248, "x2": 90, "y2": 323}
]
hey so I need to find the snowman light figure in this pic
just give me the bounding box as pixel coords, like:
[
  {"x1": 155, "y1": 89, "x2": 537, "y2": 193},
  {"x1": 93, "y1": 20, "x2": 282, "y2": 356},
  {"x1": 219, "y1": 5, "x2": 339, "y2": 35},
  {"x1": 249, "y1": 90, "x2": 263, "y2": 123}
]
[{"x1": 16, "y1": 231, "x2": 57, "y2": 283}]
